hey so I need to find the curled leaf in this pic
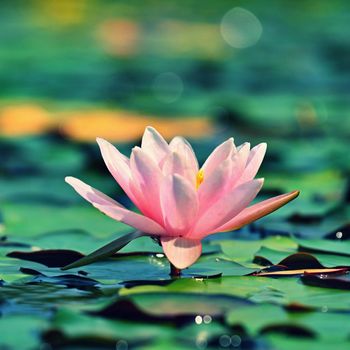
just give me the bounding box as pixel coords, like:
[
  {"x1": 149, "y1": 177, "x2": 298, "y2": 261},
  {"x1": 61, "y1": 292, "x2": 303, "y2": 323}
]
[
  {"x1": 61, "y1": 230, "x2": 145, "y2": 270},
  {"x1": 250, "y1": 253, "x2": 350, "y2": 277}
]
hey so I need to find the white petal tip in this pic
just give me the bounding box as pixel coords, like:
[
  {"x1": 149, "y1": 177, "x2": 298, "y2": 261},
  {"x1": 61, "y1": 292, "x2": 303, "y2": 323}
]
[
  {"x1": 96, "y1": 137, "x2": 109, "y2": 145},
  {"x1": 65, "y1": 176, "x2": 74, "y2": 184},
  {"x1": 144, "y1": 126, "x2": 159, "y2": 135},
  {"x1": 257, "y1": 178, "x2": 265, "y2": 185},
  {"x1": 131, "y1": 146, "x2": 142, "y2": 154}
]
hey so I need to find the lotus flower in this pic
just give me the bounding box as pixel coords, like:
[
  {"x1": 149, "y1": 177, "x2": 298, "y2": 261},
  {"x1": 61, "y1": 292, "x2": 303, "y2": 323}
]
[{"x1": 66, "y1": 127, "x2": 299, "y2": 270}]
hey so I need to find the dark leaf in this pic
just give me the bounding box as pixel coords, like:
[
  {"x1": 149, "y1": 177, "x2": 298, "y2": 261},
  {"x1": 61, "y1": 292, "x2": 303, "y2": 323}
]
[
  {"x1": 7, "y1": 249, "x2": 84, "y2": 268},
  {"x1": 88, "y1": 298, "x2": 202, "y2": 327},
  {"x1": 122, "y1": 279, "x2": 173, "y2": 288},
  {"x1": 287, "y1": 213, "x2": 323, "y2": 225},
  {"x1": 261, "y1": 324, "x2": 315, "y2": 338},
  {"x1": 24, "y1": 269, "x2": 99, "y2": 289},
  {"x1": 0, "y1": 236, "x2": 31, "y2": 248},
  {"x1": 301, "y1": 272, "x2": 350, "y2": 290}
]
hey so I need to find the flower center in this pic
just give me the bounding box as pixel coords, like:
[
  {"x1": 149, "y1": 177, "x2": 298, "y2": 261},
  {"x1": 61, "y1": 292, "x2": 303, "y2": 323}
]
[{"x1": 196, "y1": 169, "x2": 204, "y2": 189}]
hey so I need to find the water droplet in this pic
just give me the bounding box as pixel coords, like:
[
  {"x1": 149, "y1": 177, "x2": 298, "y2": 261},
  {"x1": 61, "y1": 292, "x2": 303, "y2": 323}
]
[
  {"x1": 219, "y1": 334, "x2": 231, "y2": 347},
  {"x1": 231, "y1": 335, "x2": 242, "y2": 347},
  {"x1": 203, "y1": 315, "x2": 212, "y2": 324},
  {"x1": 195, "y1": 315, "x2": 203, "y2": 324},
  {"x1": 336, "y1": 231, "x2": 343, "y2": 239},
  {"x1": 116, "y1": 340, "x2": 128, "y2": 350}
]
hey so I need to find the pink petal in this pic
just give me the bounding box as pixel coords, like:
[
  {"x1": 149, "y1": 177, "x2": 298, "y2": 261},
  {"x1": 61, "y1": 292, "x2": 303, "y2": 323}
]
[
  {"x1": 216, "y1": 190, "x2": 300, "y2": 232},
  {"x1": 162, "y1": 151, "x2": 197, "y2": 186},
  {"x1": 227, "y1": 142, "x2": 250, "y2": 188},
  {"x1": 162, "y1": 151, "x2": 187, "y2": 177},
  {"x1": 192, "y1": 178, "x2": 264, "y2": 238},
  {"x1": 130, "y1": 147, "x2": 164, "y2": 223},
  {"x1": 197, "y1": 158, "x2": 232, "y2": 214},
  {"x1": 236, "y1": 143, "x2": 267, "y2": 186},
  {"x1": 225, "y1": 150, "x2": 248, "y2": 190},
  {"x1": 201, "y1": 138, "x2": 235, "y2": 177},
  {"x1": 168, "y1": 136, "x2": 199, "y2": 184},
  {"x1": 65, "y1": 177, "x2": 166, "y2": 235},
  {"x1": 96, "y1": 138, "x2": 140, "y2": 206},
  {"x1": 141, "y1": 126, "x2": 170, "y2": 166},
  {"x1": 161, "y1": 236, "x2": 202, "y2": 269},
  {"x1": 169, "y1": 137, "x2": 198, "y2": 170},
  {"x1": 160, "y1": 174, "x2": 199, "y2": 236},
  {"x1": 236, "y1": 142, "x2": 251, "y2": 168}
]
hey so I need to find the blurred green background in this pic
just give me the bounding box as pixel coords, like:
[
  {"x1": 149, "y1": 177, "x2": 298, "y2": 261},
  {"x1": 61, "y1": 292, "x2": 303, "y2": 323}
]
[
  {"x1": 0, "y1": 0, "x2": 348, "y2": 231},
  {"x1": 0, "y1": 1, "x2": 349, "y2": 349}
]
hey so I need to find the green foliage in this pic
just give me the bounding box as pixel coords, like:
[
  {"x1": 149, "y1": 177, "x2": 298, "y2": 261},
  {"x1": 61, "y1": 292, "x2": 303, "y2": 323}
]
[{"x1": 1, "y1": 0, "x2": 350, "y2": 349}]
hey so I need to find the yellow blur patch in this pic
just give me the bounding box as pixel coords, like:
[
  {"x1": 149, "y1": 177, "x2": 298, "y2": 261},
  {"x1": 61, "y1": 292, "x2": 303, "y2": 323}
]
[
  {"x1": 60, "y1": 110, "x2": 146, "y2": 143},
  {"x1": 35, "y1": 0, "x2": 87, "y2": 26},
  {"x1": 0, "y1": 104, "x2": 54, "y2": 137},
  {"x1": 196, "y1": 169, "x2": 204, "y2": 189},
  {"x1": 60, "y1": 110, "x2": 213, "y2": 143},
  {"x1": 0, "y1": 102, "x2": 213, "y2": 142}
]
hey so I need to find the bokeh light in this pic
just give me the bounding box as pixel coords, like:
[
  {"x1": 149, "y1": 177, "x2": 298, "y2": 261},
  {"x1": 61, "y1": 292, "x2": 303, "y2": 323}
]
[
  {"x1": 97, "y1": 19, "x2": 140, "y2": 57},
  {"x1": 152, "y1": 72, "x2": 184, "y2": 103},
  {"x1": 220, "y1": 7, "x2": 263, "y2": 48}
]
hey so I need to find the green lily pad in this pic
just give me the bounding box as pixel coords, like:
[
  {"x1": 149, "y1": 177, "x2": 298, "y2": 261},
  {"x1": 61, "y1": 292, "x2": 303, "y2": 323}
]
[
  {"x1": 0, "y1": 315, "x2": 47, "y2": 350},
  {"x1": 227, "y1": 303, "x2": 350, "y2": 340},
  {"x1": 120, "y1": 275, "x2": 350, "y2": 311},
  {"x1": 1, "y1": 202, "x2": 130, "y2": 238},
  {"x1": 214, "y1": 236, "x2": 297, "y2": 266},
  {"x1": 254, "y1": 246, "x2": 350, "y2": 268},
  {"x1": 297, "y1": 238, "x2": 350, "y2": 257}
]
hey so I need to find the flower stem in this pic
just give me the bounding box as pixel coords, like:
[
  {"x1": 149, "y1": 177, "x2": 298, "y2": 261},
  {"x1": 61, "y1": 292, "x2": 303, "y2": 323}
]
[{"x1": 170, "y1": 263, "x2": 182, "y2": 278}]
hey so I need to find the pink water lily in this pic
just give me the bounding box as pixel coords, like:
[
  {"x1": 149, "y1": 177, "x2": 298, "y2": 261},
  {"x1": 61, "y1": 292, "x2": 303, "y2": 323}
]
[{"x1": 66, "y1": 127, "x2": 299, "y2": 270}]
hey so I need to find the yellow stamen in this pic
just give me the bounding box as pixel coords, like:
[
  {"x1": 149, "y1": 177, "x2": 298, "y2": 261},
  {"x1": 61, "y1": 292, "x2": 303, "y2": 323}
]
[{"x1": 196, "y1": 169, "x2": 204, "y2": 189}]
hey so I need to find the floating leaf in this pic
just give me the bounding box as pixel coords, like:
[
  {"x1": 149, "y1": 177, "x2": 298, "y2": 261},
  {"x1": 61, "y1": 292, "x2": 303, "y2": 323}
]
[
  {"x1": 20, "y1": 268, "x2": 99, "y2": 289},
  {"x1": 120, "y1": 275, "x2": 350, "y2": 311},
  {"x1": 227, "y1": 303, "x2": 350, "y2": 341},
  {"x1": 297, "y1": 238, "x2": 350, "y2": 257}
]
